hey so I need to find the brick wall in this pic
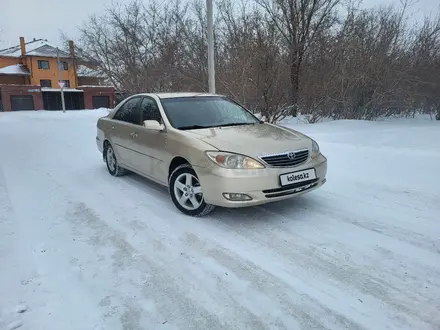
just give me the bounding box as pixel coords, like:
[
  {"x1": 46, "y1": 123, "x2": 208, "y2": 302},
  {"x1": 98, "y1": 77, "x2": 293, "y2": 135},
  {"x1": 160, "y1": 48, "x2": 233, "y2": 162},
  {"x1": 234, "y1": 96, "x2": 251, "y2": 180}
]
[
  {"x1": 0, "y1": 84, "x2": 43, "y2": 111},
  {"x1": 80, "y1": 86, "x2": 115, "y2": 109},
  {"x1": 0, "y1": 75, "x2": 26, "y2": 85}
]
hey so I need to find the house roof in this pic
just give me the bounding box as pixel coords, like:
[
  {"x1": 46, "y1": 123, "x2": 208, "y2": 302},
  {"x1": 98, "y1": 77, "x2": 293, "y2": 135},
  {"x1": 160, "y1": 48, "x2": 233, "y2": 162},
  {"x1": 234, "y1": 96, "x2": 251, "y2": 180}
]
[
  {"x1": 41, "y1": 87, "x2": 84, "y2": 92},
  {"x1": 0, "y1": 39, "x2": 71, "y2": 58},
  {"x1": 0, "y1": 64, "x2": 30, "y2": 75},
  {"x1": 76, "y1": 65, "x2": 104, "y2": 78}
]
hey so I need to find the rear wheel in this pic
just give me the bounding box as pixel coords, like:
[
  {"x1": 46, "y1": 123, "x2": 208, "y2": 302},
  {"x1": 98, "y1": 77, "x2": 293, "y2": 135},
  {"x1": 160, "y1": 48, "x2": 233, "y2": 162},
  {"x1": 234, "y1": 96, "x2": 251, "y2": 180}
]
[
  {"x1": 169, "y1": 164, "x2": 215, "y2": 217},
  {"x1": 104, "y1": 143, "x2": 127, "y2": 177}
]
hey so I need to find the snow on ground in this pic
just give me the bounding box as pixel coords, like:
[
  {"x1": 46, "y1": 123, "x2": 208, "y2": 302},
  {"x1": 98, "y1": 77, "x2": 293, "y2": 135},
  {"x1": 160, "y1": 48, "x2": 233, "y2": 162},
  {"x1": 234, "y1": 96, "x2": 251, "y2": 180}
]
[{"x1": 0, "y1": 109, "x2": 439, "y2": 330}]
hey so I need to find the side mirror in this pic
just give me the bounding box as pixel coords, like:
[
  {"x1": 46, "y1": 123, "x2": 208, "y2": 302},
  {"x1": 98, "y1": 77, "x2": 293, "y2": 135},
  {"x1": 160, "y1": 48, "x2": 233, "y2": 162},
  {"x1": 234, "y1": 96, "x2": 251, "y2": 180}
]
[{"x1": 143, "y1": 120, "x2": 164, "y2": 131}]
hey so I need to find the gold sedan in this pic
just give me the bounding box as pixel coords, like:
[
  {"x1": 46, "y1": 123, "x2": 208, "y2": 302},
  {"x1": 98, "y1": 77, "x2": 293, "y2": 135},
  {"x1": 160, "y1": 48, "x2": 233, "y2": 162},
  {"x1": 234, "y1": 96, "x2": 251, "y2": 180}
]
[{"x1": 96, "y1": 93, "x2": 327, "y2": 216}]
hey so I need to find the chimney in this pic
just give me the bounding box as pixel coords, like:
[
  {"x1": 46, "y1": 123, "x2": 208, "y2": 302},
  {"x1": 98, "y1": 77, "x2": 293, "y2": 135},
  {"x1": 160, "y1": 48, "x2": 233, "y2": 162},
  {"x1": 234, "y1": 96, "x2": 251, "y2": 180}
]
[
  {"x1": 69, "y1": 40, "x2": 78, "y2": 88},
  {"x1": 19, "y1": 37, "x2": 26, "y2": 56},
  {"x1": 68, "y1": 40, "x2": 75, "y2": 57}
]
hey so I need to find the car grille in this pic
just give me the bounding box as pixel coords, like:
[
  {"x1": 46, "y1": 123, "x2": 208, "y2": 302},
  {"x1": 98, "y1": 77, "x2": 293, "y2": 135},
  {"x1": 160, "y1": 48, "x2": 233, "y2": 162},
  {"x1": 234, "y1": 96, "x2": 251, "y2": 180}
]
[
  {"x1": 264, "y1": 180, "x2": 319, "y2": 198},
  {"x1": 260, "y1": 149, "x2": 309, "y2": 167},
  {"x1": 262, "y1": 179, "x2": 319, "y2": 194}
]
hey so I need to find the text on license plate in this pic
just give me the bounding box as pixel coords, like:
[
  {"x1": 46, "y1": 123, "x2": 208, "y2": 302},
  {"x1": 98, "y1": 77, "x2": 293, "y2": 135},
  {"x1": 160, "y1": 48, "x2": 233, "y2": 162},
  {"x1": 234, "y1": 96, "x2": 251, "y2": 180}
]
[{"x1": 280, "y1": 168, "x2": 316, "y2": 186}]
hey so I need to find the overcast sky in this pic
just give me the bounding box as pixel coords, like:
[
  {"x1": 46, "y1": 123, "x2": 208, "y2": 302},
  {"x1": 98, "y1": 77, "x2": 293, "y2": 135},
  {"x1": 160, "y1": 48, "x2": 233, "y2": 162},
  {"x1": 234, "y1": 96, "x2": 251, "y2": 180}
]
[{"x1": 0, "y1": 0, "x2": 438, "y2": 49}]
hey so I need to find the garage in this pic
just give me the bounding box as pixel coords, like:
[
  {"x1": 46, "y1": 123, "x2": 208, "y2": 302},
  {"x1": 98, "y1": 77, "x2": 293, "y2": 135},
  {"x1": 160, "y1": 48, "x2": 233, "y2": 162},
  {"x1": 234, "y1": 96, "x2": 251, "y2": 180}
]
[
  {"x1": 92, "y1": 95, "x2": 110, "y2": 109},
  {"x1": 10, "y1": 95, "x2": 35, "y2": 111}
]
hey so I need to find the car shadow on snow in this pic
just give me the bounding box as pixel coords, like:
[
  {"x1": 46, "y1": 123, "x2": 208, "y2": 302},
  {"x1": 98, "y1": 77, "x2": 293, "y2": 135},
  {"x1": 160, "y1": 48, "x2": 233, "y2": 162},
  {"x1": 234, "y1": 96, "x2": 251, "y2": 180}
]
[
  {"x1": 212, "y1": 196, "x2": 320, "y2": 226},
  {"x1": 119, "y1": 171, "x2": 170, "y2": 198},
  {"x1": 112, "y1": 169, "x2": 321, "y2": 224}
]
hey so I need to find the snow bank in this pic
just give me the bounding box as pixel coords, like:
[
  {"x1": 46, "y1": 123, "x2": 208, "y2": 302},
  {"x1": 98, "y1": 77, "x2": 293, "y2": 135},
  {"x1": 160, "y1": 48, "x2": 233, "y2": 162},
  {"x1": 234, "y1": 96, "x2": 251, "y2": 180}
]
[
  {"x1": 279, "y1": 113, "x2": 436, "y2": 126},
  {"x1": 0, "y1": 108, "x2": 110, "y2": 123}
]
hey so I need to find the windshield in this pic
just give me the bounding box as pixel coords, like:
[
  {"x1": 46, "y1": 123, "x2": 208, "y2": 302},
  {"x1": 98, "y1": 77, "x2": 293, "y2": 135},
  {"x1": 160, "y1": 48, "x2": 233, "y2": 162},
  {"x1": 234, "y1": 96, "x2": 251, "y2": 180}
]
[{"x1": 160, "y1": 96, "x2": 260, "y2": 130}]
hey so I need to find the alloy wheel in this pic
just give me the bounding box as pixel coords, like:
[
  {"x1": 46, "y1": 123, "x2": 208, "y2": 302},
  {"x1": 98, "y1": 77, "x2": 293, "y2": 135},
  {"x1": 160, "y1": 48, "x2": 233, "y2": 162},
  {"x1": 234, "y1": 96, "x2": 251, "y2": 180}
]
[{"x1": 173, "y1": 173, "x2": 204, "y2": 210}]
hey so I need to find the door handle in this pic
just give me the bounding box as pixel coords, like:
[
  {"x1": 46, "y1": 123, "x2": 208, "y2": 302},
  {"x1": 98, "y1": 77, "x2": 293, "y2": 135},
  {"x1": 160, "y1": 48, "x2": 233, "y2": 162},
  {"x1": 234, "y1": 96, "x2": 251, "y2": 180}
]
[{"x1": 130, "y1": 132, "x2": 138, "y2": 138}]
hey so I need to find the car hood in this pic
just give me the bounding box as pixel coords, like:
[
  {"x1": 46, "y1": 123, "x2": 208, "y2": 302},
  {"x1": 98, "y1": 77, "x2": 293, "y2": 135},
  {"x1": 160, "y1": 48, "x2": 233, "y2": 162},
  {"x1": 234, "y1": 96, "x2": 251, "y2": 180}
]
[{"x1": 184, "y1": 123, "x2": 312, "y2": 158}]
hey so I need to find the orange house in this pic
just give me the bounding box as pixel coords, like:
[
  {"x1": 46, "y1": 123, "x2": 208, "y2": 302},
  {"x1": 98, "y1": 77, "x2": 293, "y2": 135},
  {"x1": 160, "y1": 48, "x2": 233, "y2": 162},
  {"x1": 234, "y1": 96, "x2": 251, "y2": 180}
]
[{"x1": 0, "y1": 37, "x2": 114, "y2": 111}]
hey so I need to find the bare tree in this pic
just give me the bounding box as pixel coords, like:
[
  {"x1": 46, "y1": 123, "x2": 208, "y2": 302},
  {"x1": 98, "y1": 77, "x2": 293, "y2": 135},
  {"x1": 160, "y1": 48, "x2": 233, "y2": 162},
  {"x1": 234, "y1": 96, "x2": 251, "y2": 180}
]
[
  {"x1": 71, "y1": 0, "x2": 440, "y2": 121},
  {"x1": 409, "y1": 14, "x2": 440, "y2": 120},
  {"x1": 255, "y1": 0, "x2": 342, "y2": 116}
]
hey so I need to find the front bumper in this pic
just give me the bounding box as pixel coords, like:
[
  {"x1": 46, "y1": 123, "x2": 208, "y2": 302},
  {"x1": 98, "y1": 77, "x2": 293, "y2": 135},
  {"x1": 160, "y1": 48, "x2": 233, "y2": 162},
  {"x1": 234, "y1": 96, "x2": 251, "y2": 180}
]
[{"x1": 195, "y1": 154, "x2": 327, "y2": 208}]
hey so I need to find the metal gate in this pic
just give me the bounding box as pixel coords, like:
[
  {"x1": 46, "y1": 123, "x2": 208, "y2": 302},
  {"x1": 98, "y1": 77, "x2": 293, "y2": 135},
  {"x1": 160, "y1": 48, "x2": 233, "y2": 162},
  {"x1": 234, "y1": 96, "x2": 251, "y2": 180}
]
[
  {"x1": 92, "y1": 96, "x2": 110, "y2": 109},
  {"x1": 10, "y1": 95, "x2": 35, "y2": 111},
  {"x1": 42, "y1": 92, "x2": 84, "y2": 110}
]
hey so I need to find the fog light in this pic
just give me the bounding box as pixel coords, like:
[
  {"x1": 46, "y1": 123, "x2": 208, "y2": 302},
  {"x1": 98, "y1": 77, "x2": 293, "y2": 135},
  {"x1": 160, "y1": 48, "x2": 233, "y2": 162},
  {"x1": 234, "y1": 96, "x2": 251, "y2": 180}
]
[{"x1": 222, "y1": 193, "x2": 252, "y2": 201}]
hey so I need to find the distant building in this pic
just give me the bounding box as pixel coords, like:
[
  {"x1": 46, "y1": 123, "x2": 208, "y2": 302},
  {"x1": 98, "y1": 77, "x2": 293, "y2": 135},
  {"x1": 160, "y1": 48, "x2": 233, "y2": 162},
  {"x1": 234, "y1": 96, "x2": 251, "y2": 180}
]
[{"x1": 0, "y1": 37, "x2": 115, "y2": 111}]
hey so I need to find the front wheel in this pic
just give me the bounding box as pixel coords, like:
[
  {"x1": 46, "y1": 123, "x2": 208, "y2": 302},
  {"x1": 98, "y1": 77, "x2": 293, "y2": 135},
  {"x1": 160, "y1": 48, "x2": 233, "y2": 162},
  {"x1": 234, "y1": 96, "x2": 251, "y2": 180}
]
[{"x1": 169, "y1": 164, "x2": 215, "y2": 217}]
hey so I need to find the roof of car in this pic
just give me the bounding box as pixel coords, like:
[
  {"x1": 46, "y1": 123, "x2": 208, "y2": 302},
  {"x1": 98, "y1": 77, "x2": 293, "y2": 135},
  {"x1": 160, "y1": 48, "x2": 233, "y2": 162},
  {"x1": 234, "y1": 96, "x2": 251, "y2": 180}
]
[{"x1": 151, "y1": 92, "x2": 222, "y2": 99}]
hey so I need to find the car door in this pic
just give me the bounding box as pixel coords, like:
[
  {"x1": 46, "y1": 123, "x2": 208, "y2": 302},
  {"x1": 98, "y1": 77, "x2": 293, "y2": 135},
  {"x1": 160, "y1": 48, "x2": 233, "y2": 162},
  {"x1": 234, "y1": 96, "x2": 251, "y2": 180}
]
[
  {"x1": 129, "y1": 97, "x2": 169, "y2": 184},
  {"x1": 109, "y1": 96, "x2": 142, "y2": 168}
]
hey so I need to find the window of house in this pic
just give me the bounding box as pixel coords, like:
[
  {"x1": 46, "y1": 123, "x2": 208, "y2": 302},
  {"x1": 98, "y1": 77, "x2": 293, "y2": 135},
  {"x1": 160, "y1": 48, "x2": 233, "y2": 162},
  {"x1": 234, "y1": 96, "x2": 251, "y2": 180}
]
[
  {"x1": 40, "y1": 79, "x2": 52, "y2": 88},
  {"x1": 62, "y1": 80, "x2": 70, "y2": 88},
  {"x1": 113, "y1": 97, "x2": 141, "y2": 125},
  {"x1": 38, "y1": 60, "x2": 49, "y2": 70},
  {"x1": 58, "y1": 61, "x2": 68, "y2": 70}
]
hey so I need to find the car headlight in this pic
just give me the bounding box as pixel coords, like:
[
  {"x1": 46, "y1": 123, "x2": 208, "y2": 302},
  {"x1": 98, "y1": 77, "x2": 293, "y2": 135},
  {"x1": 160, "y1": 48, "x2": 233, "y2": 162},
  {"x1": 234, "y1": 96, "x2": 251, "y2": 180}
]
[
  {"x1": 206, "y1": 151, "x2": 265, "y2": 169},
  {"x1": 311, "y1": 140, "x2": 320, "y2": 159}
]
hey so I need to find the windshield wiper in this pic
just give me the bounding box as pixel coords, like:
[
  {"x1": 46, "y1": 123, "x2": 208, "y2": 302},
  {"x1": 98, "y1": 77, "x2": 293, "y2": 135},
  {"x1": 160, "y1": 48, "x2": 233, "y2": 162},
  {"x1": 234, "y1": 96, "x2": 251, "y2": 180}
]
[
  {"x1": 215, "y1": 122, "x2": 256, "y2": 127},
  {"x1": 178, "y1": 122, "x2": 258, "y2": 130},
  {"x1": 177, "y1": 125, "x2": 213, "y2": 130}
]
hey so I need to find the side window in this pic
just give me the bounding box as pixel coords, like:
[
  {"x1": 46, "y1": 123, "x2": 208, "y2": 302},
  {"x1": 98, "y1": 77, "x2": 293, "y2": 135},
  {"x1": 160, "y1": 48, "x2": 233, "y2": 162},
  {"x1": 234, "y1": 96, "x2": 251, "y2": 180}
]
[
  {"x1": 140, "y1": 97, "x2": 162, "y2": 123},
  {"x1": 113, "y1": 97, "x2": 141, "y2": 125}
]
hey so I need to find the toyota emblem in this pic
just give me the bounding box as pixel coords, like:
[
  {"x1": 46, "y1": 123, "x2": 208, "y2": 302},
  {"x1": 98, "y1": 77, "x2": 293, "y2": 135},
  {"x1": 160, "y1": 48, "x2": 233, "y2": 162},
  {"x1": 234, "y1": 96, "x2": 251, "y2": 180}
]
[{"x1": 287, "y1": 152, "x2": 296, "y2": 160}]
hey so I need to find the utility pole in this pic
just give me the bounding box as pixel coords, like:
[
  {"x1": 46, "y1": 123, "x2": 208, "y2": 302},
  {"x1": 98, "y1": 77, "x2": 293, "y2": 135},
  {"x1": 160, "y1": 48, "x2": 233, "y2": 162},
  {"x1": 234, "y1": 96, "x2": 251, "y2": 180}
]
[
  {"x1": 57, "y1": 48, "x2": 66, "y2": 113},
  {"x1": 207, "y1": 0, "x2": 215, "y2": 93}
]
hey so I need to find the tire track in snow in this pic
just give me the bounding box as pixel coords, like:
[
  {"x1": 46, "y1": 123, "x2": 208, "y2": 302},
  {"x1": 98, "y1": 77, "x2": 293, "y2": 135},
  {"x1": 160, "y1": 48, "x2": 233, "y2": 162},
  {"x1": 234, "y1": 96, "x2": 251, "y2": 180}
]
[
  {"x1": 209, "y1": 210, "x2": 407, "y2": 329},
  {"x1": 65, "y1": 201, "x2": 272, "y2": 330},
  {"x1": 59, "y1": 170, "x2": 350, "y2": 329},
  {"x1": 59, "y1": 164, "x2": 291, "y2": 329},
  {"x1": 249, "y1": 197, "x2": 440, "y2": 329},
  {"x1": 68, "y1": 165, "x2": 440, "y2": 330},
  {"x1": 0, "y1": 166, "x2": 27, "y2": 330}
]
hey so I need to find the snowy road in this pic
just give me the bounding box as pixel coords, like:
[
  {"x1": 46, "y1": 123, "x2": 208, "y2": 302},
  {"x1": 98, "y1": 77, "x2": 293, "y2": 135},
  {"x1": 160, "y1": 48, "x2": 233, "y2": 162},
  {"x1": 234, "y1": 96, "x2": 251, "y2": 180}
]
[{"x1": 1, "y1": 110, "x2": 439, "y2": 330}]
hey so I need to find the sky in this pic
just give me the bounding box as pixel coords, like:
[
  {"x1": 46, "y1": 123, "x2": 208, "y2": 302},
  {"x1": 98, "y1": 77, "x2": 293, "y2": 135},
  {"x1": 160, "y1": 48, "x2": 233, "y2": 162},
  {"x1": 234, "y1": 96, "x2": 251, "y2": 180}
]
[{"x1": 0, "y1": 0, "x2": 439, "y2": 49}]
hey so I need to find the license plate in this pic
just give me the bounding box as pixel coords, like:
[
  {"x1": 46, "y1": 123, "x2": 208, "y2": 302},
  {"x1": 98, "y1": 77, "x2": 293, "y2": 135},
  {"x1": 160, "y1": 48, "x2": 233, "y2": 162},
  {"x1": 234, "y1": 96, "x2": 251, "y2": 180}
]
[{"x1": 280, "y1": 168, "x2": 316, "y2": 186}]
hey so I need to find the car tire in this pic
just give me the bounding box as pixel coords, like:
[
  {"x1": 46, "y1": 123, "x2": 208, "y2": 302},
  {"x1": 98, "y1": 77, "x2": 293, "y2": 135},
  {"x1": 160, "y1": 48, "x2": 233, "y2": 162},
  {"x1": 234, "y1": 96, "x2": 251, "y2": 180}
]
[
  {"x1": 104, "y1": 143, "x2": 127, "y2": 177},
  {"x1": 169, "y1": 164, "x2": 215, "y2": 217}
]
